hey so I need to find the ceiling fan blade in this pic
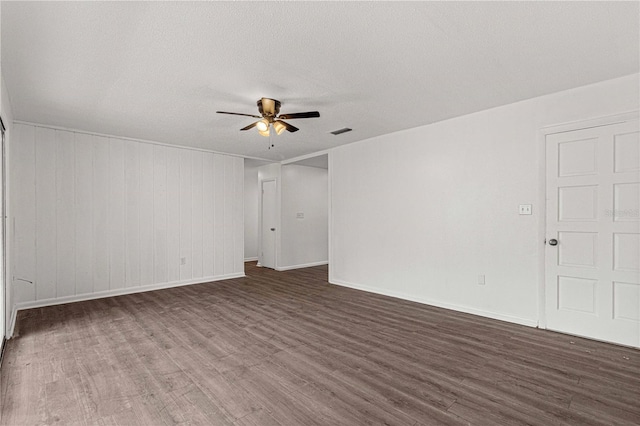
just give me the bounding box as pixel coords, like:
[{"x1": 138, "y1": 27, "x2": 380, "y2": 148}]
[
  {"x1": 217, "y1": 111, "x2": 262, "y2": 119},
  {"x1": 240, "y1": 121, "x2": 259, "y2": 131},
  {"x1": 277, "y1": 111, "x2": 320, "y2": 120},
  {"x1": 276, "y1": 120, "x2": 299, "y2": 133}
]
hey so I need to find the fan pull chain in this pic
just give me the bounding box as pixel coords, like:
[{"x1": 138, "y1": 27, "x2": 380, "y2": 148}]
[{"x1": 268, "y1": 128, "x2": 274, "y2": 149}]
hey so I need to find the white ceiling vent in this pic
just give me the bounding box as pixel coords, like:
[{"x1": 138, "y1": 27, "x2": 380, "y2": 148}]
[{"x1": 330, "y1": 128, "x2": 352, "y2": 136}]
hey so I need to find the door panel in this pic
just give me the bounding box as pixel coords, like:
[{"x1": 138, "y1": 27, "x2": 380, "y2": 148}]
[
  {"x1": 558, "y1": 185, "x2": 598, "y2": 221},
  {"x1": 614, "y1": 183, "x2": 639, "y2": 221},
  {"x1": 614, "y1": 281, "x2": 640, "y2": 321},
  {"x1": 614, "y1": 131, "x2": 640, "y2": 173},
  {"x1": 557, "y1": 276, "x2": 597, "y2": 314},
  {"x1": 545, "y1": 119, "x2": 640, "y2": 347},
  {"x1": 613, "y1": 233, "x2": 639, "y2": 271},
  {"x1": 558, "y1": 138, "x2": 598, "y2": 177},
  {"x1": 557, "y1": 231, "x2": 597, "y2": 268}
]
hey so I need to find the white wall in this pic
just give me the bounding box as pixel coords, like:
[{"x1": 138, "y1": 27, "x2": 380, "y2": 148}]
[
  {"x1": 244, "y1": 160, "x2": 261, "y2": 261},
  {"x1": 280, "y1": 164, "x2": 328, "y2": 269},
  {"x1": 10, "y1": 123, "x2": 244, "y2": 310},
  {"x1": 330, "y1": 74, "x2": 640, "y2": 326}
]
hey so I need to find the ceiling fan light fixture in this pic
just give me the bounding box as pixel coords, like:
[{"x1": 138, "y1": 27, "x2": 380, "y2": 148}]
[
  {"x1": 258, "y1": 127, "x2": 270, "y2": 137},
  {"x1": 273, "y1": 121, "x2": 286, "y2": 135},
  {"x1": 256, "y1": 119, "x2": 269, "y2": 132}
]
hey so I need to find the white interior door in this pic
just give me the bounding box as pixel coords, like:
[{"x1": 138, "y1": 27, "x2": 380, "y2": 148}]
[
  {"x1": 261, "y1": 179, "x2": 277, "y2": 269},
  {"x1": 545, "y1": 118, "x2": 639, "y2": 347}
]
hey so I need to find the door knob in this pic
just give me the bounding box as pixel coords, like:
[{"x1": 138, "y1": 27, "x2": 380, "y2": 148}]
[
  {"x1": 270, "y1": 228, "x2": 276, "y2": 231},
  {"x1": 548, "y1": 239, "x2": 558, "y2": 246}
]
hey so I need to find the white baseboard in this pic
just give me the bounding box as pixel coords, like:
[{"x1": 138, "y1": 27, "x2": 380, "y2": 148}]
[
  {"x1": 330, "y1": 278, "x2": 537, "y2": 328},
  {"x1": 244, "y1": 257, "x2": 258, "y2": 262},
  {"x1": 13, "y1": 272, "x2": 245, "y2": 313},
  {"x1": 276, "y1": 261, "x2": 328, "y2": 271},
  {"x1": 8, "y1": 307, "x2": 18, "y2": 339}
]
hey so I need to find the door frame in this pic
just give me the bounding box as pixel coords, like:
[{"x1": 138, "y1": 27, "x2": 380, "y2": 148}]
[
  {"x1": 258, "y1": 178, "x2": 278, "y2": 269},
  {"x1": 537, "y1": 110, "x2": 640, "y2": 330},
  {"x1": 0, "y1": 115, "x2": 5, "y2": 363}
]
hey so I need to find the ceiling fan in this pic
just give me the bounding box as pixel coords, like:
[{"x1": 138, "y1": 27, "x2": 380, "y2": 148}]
[{"x1": 217, "y1": 98, "x2": 320, "y2": 137}]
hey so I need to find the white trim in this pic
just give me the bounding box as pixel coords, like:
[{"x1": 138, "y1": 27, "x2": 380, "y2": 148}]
[
  {"x1": 540, "y1": 110, "x2": 639, "y2": 135},
  {"x1": 12, "y1": 273, "x2": 244, "y2": 312},
  {"x1": 13, "y1": 121, "x2": 272, "y2": 162},
  {"x1": 276, "y1": 261, "x2": 328, "y2": 271},
  {"x1": 4, "y1": 120, "x2": 13, "y2": 341},
  {"x1": 0, "y1": 337, "x2": 5, "y2": 367},
  {"x1": 536, "y1": 110, "x2": 640, "y2": 330},
  {"x1": 0, "y1": 116, "x2": 6, "y2": 341},
  {"x1": 7, "y1": 305, "x2": 17, "y2": 339},
  {"x1": 244, "y1": 257, "x2": 258, "y2": 262},
  {"x1": 281, "y1": 149, "x2": 330, "y2": 165},
  {"x1": 536, "y1": 126, "x2": 547, "y2": 329},
  {"x1": 545, "y1": 326, "x2": 640, "y2": 350},
  {"x1": 330, "y1": 278, "x2": 538, "y2": 328},
  {"x1": 327, "y1": 149, "x2": 334, "y2": 282},
  {"x1": 327, "y1": 151, "x2": 333, "y2": 284},
  {"x1": 259, "y1": 178, "x2": 278, "y2": 269}
]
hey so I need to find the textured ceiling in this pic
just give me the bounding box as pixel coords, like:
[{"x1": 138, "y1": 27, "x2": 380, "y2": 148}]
[{"x1": 2, "y1": 1, "x2": 638, "y2": 161}]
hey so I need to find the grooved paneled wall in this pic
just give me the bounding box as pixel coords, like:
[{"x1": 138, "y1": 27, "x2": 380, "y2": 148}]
[{"x1": 11, "y1": 123, "x2": 244, "y2": 307}]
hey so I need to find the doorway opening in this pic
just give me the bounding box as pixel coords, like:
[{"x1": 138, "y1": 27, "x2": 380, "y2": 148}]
[
  {"x1": 260, "y1": 179, "x2": 278, "y2": 269},
  {"x1": 279, "y1": 154, "x2": 329, "y2": 271}
]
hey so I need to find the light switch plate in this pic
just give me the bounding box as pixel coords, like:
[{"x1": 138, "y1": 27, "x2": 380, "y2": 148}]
[{"x1": 519, "y1": 204, "x2": 532, "y2": 215}]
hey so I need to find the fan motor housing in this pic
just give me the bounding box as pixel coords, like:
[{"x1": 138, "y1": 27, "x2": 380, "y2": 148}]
[{"x1": 258, "y1": 98, "x2": 281, "y2": 118}]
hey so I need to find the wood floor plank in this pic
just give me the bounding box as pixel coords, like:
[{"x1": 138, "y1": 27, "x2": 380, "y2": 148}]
[
  {"x1": 2, "y1": 262, "x2": 639, "y2": 425},
  {"x1": 232, "y1": 408, "x2": 282, "y2": 426},
  {"x1": 269, "y1": 347, "x2": 457, "y2": 425},
  {"x1": 0, "y1": 360, "x2": 48, "y2": 425},
  {"x1": 166, "y1": 349, "x2": 262, "y2": 421}
]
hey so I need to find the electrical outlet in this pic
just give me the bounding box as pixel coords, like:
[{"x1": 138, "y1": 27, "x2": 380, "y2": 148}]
[
  {"x1": 296, "y1": 212, "x2": 304, "y2": 219},
  {"x1": 180, "y1": 257, "x2": 186, "y2": 265},
  {"x1": 478, "y1": 275, "x2": 485, "y2": 285},
  {"x1": 519, "y1": 204, "x2": 532, "y2": 215}
]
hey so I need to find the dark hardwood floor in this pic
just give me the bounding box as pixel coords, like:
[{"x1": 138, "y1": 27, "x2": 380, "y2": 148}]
[{"x1": 1, "y1": 262, "x2": 639, "y2": 425}]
